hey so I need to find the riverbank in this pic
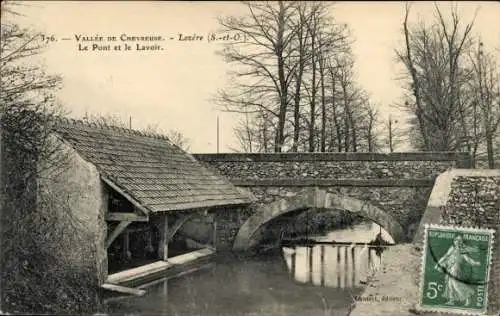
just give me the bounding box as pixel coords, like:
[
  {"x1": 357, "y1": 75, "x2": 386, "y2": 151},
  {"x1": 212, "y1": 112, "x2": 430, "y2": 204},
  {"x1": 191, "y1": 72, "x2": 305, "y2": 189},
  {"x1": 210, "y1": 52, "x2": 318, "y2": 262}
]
[
  {"x1": 287, "y1": 209, "x2": 366, "y2": 237},
  {"x1": 349, "y1": 243, "x2": 500, "y2": 316},
  {"x1": 348, "y1": 244, "x2": 421, "y2": 316}
]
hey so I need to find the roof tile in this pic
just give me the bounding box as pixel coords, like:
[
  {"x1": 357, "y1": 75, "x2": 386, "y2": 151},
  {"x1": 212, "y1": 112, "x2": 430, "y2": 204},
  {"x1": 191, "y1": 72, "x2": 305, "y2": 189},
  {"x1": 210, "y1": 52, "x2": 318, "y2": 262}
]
[{"x1": 54, "y1": 120, "x2": 254, "y2": 213}]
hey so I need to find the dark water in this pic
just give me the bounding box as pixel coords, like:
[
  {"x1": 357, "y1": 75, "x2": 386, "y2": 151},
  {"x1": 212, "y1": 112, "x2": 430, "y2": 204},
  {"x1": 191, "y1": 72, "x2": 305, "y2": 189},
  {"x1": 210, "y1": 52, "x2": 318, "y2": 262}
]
[{"x1": 105, "y1": 223, "x2": 394, "y2": 316}]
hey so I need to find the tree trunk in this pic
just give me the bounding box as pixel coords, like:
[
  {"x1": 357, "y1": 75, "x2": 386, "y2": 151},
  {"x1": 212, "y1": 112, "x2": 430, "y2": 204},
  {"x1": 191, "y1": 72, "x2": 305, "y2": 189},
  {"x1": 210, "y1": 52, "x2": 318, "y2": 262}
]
[
  {"x1": 342, "y1": 82, "x2": 350, "y2": 152},
  {"x1": 319, "y1": 55, "x2": 327, "y2": 152},
  {"x1": 486, "y1": 132, "x2": 495, "y2": 169},
  {"x1": 349, "y1": 110, "x2": 357, "y2": 152},
  {"x1": 262, "y1": 112, "x2": 269, "y2": 152},
  {"x1": 291, "y1": 14, "x2": 306, "y2": 153},
  {"x1": 329, "y1": 70, "x2": 342, "y2": 152},
  {"x1": 292, "y1": 72, "x2": 302, "y2": 152},
  {"x1": 367, "y1": 117, "x2": 373, "y2": 152},
  {"x1": 274, "y1": 1, "x2": 288, "y2": 153},
  {"x1": 308, "y1": 38, "x2": 317, "y2": 152}
]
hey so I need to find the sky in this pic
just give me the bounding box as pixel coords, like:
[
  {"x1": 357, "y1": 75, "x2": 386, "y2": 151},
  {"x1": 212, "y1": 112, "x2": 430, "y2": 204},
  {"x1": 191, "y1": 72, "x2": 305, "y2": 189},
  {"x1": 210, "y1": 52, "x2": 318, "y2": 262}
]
[{"x1": 5, "y1": 1, "x2": 500, "y2": 153}]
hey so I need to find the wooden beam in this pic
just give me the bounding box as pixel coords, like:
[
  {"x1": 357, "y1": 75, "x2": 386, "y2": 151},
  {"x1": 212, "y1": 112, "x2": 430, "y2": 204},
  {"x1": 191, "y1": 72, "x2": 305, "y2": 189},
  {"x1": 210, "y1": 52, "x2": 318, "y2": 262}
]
[
  {"x1": 101, "y1": 176, "x2": 150, "y2": 216},
  {"x1": 124, "y1": 226, "x2": 151, "y2": 234},
  {"x1": 165, "y1": 214, "x2": 195, "y2": 243},
  {"x1": 157, "y1": 210, "x2": 207, "y2": 260},
  {"x1": 162, "y1": 216, "x2": 169, "y2": 261},
  {"x1": 212, "y1": 213, "x2": 217, "y2": 251},
  {"x1": 106, "y1": 212, "x2": 148, "y2": 222},
  {"x1": 105, "y1": 221, "x2": 131, "y2": 249},
  {"x1": 123, "y1": 230, "x2": 131, "y2": 260},
  {"x1": 101, "y1": 283, "x2": 146, "y2": 297}
]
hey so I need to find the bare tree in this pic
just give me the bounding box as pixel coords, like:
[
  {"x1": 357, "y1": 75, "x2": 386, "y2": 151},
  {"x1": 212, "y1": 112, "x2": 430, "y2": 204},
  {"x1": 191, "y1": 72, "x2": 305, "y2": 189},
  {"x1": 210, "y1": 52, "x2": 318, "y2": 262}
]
[
  {"x1": 288, "y1": 2, "x2": 310, "y2": 152},
  {"x1": 219, "y1": 1, "x2": 379, "y2": 154},
  {"x1": 164, "y1": 130, "x2": 191, "y2": 152},
  {"x1": 382, "y1": 114, "x2": 406, "y2": 153},
  {"x1": 361, "y1": 103, "x2": 382, "y2": 152},
  {"x1": 216, "y1": 1, "x2": 299, "y2": 152},
  {"x1": 468, "y1": 41, "x2": 500, "y2": 168},
  {"x1": 82, "y1": 113, "x2": 191, "y2": 151},
  {"x1": 1, "y1": 9, "x2": 64, "y2": 170},
  {"x1": 396, "y1": 3, "x2": 477, "y2": 151},
  {"x1": 231, "y1": 107, "x2": 276, "y2": 152},
  {"x1": 136, "y1": 122, "x2": 191, "y2": 152},
  {"x1": 305, "y1": 3, "x2": 349, "y2": 152},
  {"x1": 82, "y1": 112, "x2": 126, "y2": 127},
  {"x1": 327, "y1": 61, "x2": 342, "y2": 152},
  {"x1": 336, "y1": 55, "x2": 360, "y2": 152},
  {"x1": 232, "y1": 113, "x2": 256, "y2": 152}
]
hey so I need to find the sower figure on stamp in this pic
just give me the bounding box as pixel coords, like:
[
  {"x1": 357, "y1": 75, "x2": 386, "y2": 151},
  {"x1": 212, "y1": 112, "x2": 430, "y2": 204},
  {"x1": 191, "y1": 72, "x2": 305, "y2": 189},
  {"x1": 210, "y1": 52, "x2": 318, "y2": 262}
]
[{"x1": 434, "y1": 235, "x2": 481, "y2": 307}]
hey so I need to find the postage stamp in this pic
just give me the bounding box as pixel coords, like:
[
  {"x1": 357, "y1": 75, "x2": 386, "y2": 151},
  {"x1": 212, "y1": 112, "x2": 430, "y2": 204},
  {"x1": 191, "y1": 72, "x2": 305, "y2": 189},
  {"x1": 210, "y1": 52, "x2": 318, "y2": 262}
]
[{"x1": 418, "y1": 224, "x2": 495, "y2": 315}]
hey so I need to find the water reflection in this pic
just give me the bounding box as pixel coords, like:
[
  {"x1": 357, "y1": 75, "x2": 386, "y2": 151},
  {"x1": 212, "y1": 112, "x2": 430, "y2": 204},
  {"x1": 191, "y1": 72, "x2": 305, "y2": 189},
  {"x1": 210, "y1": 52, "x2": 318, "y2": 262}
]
[
  {"x1": 105, "y1": 222, "x2": 392, "y2": 316},
  {"x1": 283, "y1": 245, "x2": 380, "y2": 289},
  {"x1": 278, "y1": 221, "x2": 393, "y2": 289}
]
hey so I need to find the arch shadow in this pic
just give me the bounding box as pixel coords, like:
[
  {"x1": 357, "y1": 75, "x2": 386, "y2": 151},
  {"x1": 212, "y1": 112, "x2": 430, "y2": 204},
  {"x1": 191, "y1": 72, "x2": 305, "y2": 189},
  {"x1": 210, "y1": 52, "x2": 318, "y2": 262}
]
[{"x1": 232, "y1": 187, "x2": 405, "y2": 251}]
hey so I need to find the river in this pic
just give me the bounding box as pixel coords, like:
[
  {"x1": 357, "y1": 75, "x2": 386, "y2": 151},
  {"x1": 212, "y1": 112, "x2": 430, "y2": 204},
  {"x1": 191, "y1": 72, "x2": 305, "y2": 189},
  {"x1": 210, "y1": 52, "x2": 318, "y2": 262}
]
[{"x1": 105, "y1": 222, "x2": 395, "y2": 316}]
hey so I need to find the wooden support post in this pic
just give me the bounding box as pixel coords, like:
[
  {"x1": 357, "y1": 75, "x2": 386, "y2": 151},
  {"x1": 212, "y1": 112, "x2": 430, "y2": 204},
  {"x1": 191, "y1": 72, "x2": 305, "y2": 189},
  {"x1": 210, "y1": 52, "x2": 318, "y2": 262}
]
[
  {"x1": 145, "y1": 229, "x2": 154, "y2": 253},
  {"x1": 320, "y1": 245, "x2": 325, "y2": 287},
  {"x1": 124, "y1": 229, "x2": 131, "y2": 260},
  {"x1": 106, "y1": 212, "x2": 148, "y2": 222},
  {"x1": 162, "y1": 215, "x2": 169, "y2": 261},
  {"x1": 105, "y1": 221, "x2": 131, "y2": 248},
  {"x1": 101, "y1": 283, "x2": 146, "y2": 297},
  {"x1": 212, "y1": 213, "x2": 217, "y2": 251},
  {"x1": 165, "y1": 214, "x2": 194, "y2": 243},
  {"x1": 157, "y1": 221, "x2": 163, "y2": 259}
]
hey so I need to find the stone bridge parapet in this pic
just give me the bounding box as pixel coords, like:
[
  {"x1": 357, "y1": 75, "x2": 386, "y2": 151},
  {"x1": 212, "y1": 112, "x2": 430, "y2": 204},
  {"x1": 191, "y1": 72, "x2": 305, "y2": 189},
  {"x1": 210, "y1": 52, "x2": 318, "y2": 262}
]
[
  {"x1": 193, "y1": 152, "x2": 471, "y2": 184},
  {"x1": 193, "y1": 152, "x2": 471, "y2": 246}
]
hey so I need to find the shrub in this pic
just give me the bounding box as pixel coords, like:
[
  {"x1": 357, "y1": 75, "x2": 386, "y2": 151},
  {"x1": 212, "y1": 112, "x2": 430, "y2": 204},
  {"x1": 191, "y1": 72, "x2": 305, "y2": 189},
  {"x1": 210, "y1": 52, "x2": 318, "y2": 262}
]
[{"x1": 1, "y1": 109, "x2": 102, "y2": 314}]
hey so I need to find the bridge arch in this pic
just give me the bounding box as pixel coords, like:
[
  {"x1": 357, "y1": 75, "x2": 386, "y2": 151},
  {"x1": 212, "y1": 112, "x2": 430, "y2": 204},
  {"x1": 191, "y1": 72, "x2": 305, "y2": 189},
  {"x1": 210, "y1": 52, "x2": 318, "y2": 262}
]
[{"x1": 232, "y1": 187, "x2": 405, "y2": 251}]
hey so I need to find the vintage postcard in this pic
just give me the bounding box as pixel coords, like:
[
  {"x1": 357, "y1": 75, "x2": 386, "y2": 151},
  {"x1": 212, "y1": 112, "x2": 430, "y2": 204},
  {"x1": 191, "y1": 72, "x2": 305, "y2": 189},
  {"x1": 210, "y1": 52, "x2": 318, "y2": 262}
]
[
  {"x1": 418, "y1": 224, "x2": 495, "y2": 315},
  {"x1": 1, "y1": 1, "x2": 499, "y2": 316}
]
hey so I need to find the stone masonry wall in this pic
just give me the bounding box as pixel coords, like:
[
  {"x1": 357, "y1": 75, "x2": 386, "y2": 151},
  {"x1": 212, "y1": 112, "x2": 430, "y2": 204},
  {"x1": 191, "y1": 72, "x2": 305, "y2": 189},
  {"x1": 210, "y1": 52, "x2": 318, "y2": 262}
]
[
  {"x1": 194, "y1": 153, "x2": 469, "y2": 244},
  {"x1": 193, "y1": 153, "x2": 469, "y2": 182},
  {"x1": 38, "y1": 137, "x2": 108, "y2": 284},
  {"x1": 440, "y1": 174, "x2": 500, "y2": 314},
  {"x1": 201, "y1": 160, "x2": 455, "y2": 180},
  {"x1": 248, "y1": 186, "x2": 432, "y2": 240},
  {"x1": 214, "y1": 205, "x2": 256, "y2": 251},
  {"x1": 443, "y1": 176, "x2": 500, "y2": 228}
]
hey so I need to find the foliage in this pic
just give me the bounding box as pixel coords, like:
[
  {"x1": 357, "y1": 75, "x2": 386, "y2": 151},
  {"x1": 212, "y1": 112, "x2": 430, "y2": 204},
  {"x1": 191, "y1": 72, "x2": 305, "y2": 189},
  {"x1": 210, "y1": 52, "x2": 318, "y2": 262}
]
[
  {"x1": 1, "y1": 109, "x2": 102, "y2": 314},
  {"x1": 1, "y1": 2, "x2": 101, "y2": 314}
]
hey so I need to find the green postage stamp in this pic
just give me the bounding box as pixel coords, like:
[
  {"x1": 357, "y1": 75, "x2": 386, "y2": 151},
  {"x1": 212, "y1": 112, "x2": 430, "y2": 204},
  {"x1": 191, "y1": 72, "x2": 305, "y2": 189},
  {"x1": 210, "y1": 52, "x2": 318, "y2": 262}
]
[{"x1": 418, "y1": 224, "x2": 495, "y2": 315}]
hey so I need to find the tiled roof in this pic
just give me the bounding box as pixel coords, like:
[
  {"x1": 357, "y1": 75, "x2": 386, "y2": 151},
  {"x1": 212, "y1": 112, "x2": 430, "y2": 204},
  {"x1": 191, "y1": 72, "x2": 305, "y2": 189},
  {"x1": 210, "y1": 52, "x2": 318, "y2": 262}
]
[{"x1": 53, "y1": 118, "x2": 254, "y2": 213}]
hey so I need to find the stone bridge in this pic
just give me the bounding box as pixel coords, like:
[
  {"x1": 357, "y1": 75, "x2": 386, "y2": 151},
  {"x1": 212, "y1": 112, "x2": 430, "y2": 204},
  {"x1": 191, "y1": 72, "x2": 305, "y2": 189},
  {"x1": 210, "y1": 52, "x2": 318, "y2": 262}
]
[{"x1": 193, "y1": 152, "x2": 471, "y2": 251}]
